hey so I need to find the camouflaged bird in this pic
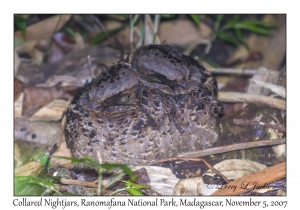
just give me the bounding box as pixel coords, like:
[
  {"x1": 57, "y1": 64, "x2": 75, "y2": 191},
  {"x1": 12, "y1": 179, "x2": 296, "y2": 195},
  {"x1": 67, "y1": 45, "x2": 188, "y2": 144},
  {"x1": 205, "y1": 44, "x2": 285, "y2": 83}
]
[{"x1": 65, "y1": 44, "x2": 222, "y2": 166}]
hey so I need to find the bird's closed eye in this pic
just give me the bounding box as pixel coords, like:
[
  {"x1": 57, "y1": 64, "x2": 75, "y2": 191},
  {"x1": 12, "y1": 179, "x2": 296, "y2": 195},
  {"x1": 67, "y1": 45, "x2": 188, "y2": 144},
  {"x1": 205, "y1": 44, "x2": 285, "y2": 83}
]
[
  {"x1": 116, "y1": 94, "x2": 130, "y2": 105},
  {"x1": 148, "y1": 74, "x2": 162, "y2": 83}
]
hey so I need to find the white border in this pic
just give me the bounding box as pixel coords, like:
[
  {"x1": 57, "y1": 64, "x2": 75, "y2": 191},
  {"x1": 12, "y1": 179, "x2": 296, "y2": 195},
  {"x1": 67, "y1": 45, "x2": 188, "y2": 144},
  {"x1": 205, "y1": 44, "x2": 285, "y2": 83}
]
[{"x1": 4, "y1": 0, "x2": 296, "y2": 208}]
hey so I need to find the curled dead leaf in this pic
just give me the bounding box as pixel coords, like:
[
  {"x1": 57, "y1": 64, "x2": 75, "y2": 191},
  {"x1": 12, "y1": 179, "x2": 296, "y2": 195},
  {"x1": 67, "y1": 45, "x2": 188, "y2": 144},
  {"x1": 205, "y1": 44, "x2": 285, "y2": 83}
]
[
  {"x1": 204, "y1": 159, "x2": 267, "y2": 180},
  {"x1": 14, "y1": 77, "x2": 24, "y2": 101},
  {"x1": 14, "y1": 162, "x2": 43, "y2": 176},
  {"x1": 14, "y1": 15, "x2": 72, "y2": 41},
  {"x1": 14, "y1": 116, "x2": 63, "y2": 145},
  {"x1": 133, "y1": 166, "x2": 179, "y2": 195},
  {"x1": 22, "y1": 86, "x2": 65, "y2": 118},
  {"x1": 174, "y1": 177, "x2": 204, "y2": 195}
]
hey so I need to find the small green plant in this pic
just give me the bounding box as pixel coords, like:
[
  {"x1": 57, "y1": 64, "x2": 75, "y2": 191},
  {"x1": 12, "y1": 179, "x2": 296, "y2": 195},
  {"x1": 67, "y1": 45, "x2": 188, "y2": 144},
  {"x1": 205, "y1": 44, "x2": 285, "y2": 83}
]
[
  {"x1": 91, "y1": 26, "x2": 124, "y2": 46},
  {"x1": 110, "y1": 180, "x2": 151, "y2": 196},
  {"x1": 210, "y1": 14, "x2": 277, "y2": 48},
  {"x1": 15, "y1": 155, "x2": 149, "y2": 196},
  {"x1": 190, "y1": 14, "x2": 201, "y2": 26},
  {"x1": 14, "y1": 175, "x2": 61, "y2": 196},
  {"x1": 14, "y1": 15, "x2": 28, "y2": 38},
  {"x1": 31, "y1": 152, "x2": 50, "y2": 166}
]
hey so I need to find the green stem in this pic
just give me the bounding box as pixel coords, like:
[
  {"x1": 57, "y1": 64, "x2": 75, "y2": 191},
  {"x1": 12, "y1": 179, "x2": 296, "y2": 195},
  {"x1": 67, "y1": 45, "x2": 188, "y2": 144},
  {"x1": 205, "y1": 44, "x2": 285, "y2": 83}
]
[
  {"x1": 152, "y1": 14, "x2": 161, "y2": 44},
  {"x1": 97, "y1": 168, "x2": 103, "y2": 196}
]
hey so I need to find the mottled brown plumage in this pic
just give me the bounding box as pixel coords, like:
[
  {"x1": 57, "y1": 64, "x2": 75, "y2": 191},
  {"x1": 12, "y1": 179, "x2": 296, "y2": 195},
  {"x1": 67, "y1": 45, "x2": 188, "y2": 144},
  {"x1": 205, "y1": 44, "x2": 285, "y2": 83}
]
[{"x1": 65, "y1": 44, "x2": 222, "y2": 166}]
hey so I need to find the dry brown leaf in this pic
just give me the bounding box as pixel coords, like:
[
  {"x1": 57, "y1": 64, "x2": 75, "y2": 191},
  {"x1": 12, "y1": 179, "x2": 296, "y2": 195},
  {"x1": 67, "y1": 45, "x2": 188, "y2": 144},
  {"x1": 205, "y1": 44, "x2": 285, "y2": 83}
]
[
  {"x1": 36, "y1": 75, "x2": 85, "y2": 88},
  {"x1": 14, "y1": 77, "x2": 24, "y2": 102},
  {"x1": 15, "y1": 93, "x2": 69, "y2": 121},
  {"x1": 103, "y1": 20, "x2": 134, "y2": 49},
  {"x1": 16, "y1": 45, "x2": 120, "y2": 87},
  {"x1": 51, "y1": 139, "x2": 73, "y2": 169},
  {"x1": 15, "y1": 51, "x2": 20, "y2": 74},
  {"x1": 247, "y1": 67, "x2": 279, "y2": 96},
  {"x1": 174, "y1": 177, "x2": 204, "y2": 195},
  {"x1": 14, "y1": 143, "x2": 23, "y2": 168},
  {"x1": 14, "y1": 116, "x2": 63, "y2": 145},
  {"x1": 14, "y1": 15, "x2": 72, "y2": 41},
  {"x1": 133, "y1": 166, "x2": 179, "y2": 195},
  {"x1": 14, "y1": 162, "x2": 43, "y2": 176},
  {"x1": 267, "y1": 127, "x2": 285, "y2": 162},
  {"x1": 46, "y1": 42, "x2": 65, "y2": 64},
  {"x1": 74, "y1": 33, "x2": 85, "y2": 50},
  {"x1": 158, "y1": 19, "x2": 212, "y2": 45},
  {"x1": 204, "y1": 159, "x2": 267, "y2": 180},
  {"x1": 22, "y1": 86, "x2": 65, "y2": 118}
]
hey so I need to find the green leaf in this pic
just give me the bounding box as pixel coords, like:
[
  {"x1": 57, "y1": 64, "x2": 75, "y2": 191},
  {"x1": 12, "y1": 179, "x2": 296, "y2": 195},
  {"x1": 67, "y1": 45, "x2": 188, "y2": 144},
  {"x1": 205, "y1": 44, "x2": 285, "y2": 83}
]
[
  {"x1": 201, "y1": 58, "x2": 220, "y2": 68},
  {"x1": 234, "y1": 28, "x2": 244, "y2": 43},
  {"x1": 32, "y1": 152, "x2": 50, "y2": 166},
  {"x1": 14, "y1": 16, "x2": 27, "y2": 38},
  {"x1": 216, "y1": 14, "x2": 225, "y2": 23},
  {"x1": 139, "y1": 19, "x2": 145, "y2": 46},
  {"x1": 217, "y1": 31, "x2": 239, "y2": 46},
  {"x1": 234, "y1": 22, "x2": 273, "y2": 35},
  {"x1": 104, "y1": 172, "x2": 126, "y2": 189},
  {"x1": 65, "y1": 27, "x2": 76, "y2": 37},
  {"x1": 110, "y1": 188, "x2": 126, "y2": 196},
  {"x1": 161, "y1": 14, "x2": 175, "y2": 18},
  {"x1": 114, "y1": 14, "x2": 130, "y2": 19},
  {"x1": 190, "y1": 14, "x2": 200, "y2": 26},
  {"x1": 124, "y1": 181, "x2": 151, "y2": 190},
  {"x1": 14, "y1": 38, "x2": 26, "y2": 46},
  {"x1": 20, "y1": 14, "x2": 30, "y2": 19},
  {"x1": 14, "y1": 176, "x2": 59, "y2": 196},
  {"x1": 109, "y1": 180, "x2": 150, "y2": 196},
  {"x1": 123, "y1": 180, "x2": 150, "y2": 196},
  {"x1": 215, "y1": 14, "x2": 224, "y2": 30},
  {"x1": 101, "y1": 163, "x2": 137, "y2": 181},
  {"x1": 126, "y1": 187, "x2": 144, "y2": 196},
  {"x1": 241, "y1": 20, "x2": 277, "y2": 28},
  {"x1": 52, "y1": 156, "x2": 101, "y2": 169},
  {"x1": 226, "y1": 15, "x2": 240, "y2": 28},
  {"x1": 53, "y1": 156, "x2": 137, "y2": 181},
  {"x1": 90, "y1": 27, "x2": 123, "y2": 45},
  {"x1": 234, "y1": 28, "x2": 248, "y2": 49},
  {"x1": 132, "y1": 14, "x2": 140, "y2": 27}
]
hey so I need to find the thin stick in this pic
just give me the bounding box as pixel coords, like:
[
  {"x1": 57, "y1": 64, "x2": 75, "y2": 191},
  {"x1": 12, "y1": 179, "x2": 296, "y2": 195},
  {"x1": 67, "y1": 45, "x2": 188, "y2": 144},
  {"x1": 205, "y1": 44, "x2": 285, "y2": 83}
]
[
  {"x1": 207, "y1": 68, "x2": 257, "y2": 75},
  {"x1": 152, "y1": 14, "x2": 161, "y2": 44},
  {"x1": 60, "y1": 178, "x2": 98, "y2": 188},
  {"x1": 250, "y1": 79, "x2": 286, "y2": 98},
  {"x1": 218, "y1": 92, "x2": 286, "y2": 110},
  {"x1": 178, "y1": 138, "x2": 286, "y2": 158},
  {"x1": 234, "y1": 118, "x2": 286, "y2": 132}
]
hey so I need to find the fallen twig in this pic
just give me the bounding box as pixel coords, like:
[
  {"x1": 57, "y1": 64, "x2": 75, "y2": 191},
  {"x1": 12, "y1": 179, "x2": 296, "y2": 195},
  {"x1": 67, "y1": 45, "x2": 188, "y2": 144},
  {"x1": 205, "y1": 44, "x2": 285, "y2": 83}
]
[
  {"x1": 178, "y1": 138, "x2": 286, "y2": 158},
  {"x1": 250, "y1": 79, "x2": 286, "y2": 98},
  {"x1": 234, "y1": 118, "x2": 286, "y2": 132},
  {"x1": 60, "y1": 178, "x2": 99, "y2": 188},
  {"x1": 211, "y1": 162, "x2": 286, "y2": 196},
  {"x1": 218, "y1": 92, "x2": 286, "y2": 110},
  {"x1": 207, "y1": 68, "x2": 257, "y2": 75}
]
